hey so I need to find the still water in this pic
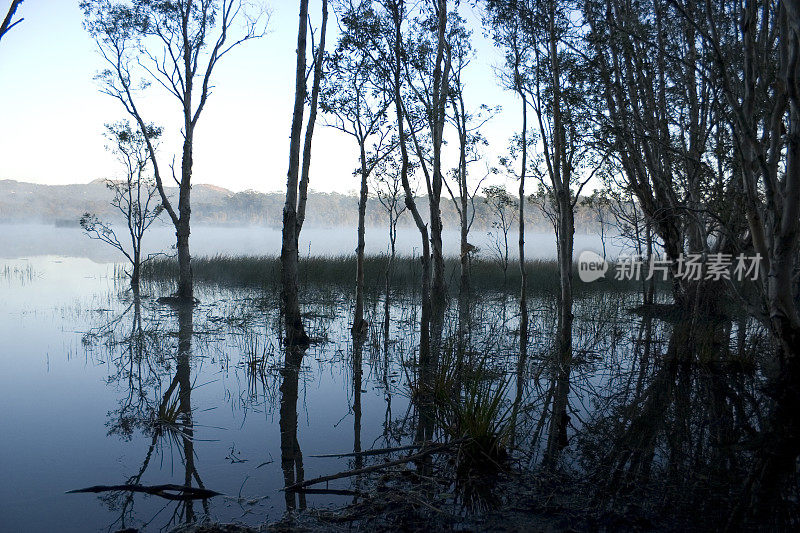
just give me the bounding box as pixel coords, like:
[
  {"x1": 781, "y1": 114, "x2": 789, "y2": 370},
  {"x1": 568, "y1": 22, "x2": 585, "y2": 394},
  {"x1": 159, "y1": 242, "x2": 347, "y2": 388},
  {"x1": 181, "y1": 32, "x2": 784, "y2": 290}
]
[
  {"x1": 0, "y1": 255, "x2": 412, "y2": 531},
  {"x1": 0, "y1": 225, "x2": 765, "y2": 531}
]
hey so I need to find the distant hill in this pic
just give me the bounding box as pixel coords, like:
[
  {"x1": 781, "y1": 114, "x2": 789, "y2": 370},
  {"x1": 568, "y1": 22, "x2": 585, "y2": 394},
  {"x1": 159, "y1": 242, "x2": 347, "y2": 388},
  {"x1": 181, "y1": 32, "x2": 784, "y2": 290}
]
[{"x1": 0, "y1": 179, "x2": 603, "y2": 231}]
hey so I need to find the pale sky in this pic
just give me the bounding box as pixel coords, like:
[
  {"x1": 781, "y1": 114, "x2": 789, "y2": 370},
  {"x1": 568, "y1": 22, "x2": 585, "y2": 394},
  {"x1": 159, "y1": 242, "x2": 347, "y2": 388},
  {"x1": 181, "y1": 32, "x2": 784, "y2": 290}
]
[{"x1": 0, "y1": 1, "x2": 520, "y2": 195}]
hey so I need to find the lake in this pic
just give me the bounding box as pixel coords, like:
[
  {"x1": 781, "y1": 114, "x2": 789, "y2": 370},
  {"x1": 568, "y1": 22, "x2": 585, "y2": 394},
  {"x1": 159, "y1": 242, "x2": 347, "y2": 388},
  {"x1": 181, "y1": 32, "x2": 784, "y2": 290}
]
[{"x1": 0, "y1": 225, "x2": 769, "y2": 531}]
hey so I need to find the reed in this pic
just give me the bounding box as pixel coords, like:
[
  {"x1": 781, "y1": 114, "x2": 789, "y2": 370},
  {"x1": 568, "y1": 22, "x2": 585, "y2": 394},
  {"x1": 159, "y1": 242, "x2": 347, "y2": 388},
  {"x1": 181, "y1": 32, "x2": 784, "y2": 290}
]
[{"x1": 141, "y1": 254, "x2": 651, "y2": 295}]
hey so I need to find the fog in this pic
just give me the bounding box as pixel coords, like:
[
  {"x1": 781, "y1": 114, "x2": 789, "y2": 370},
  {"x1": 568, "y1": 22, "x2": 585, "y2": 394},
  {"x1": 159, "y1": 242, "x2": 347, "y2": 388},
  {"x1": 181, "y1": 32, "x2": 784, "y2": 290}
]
[{"x1": 0, "y1": 223, "x2": 624, "y2": 262}]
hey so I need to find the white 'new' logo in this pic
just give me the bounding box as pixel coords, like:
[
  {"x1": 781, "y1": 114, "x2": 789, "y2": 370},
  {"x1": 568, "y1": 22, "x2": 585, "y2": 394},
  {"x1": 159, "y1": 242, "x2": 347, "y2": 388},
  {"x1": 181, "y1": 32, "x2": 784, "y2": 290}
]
[{"x1": 578, "y1": 250, "x2": 608, "y2": 282}]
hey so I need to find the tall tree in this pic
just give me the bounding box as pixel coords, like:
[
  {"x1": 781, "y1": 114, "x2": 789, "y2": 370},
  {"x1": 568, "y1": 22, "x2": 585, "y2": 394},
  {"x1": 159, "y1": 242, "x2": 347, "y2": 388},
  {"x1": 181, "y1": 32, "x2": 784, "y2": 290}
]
[
  {"x1": 82, "y1": 0, "x2": 266, "y2": 301},
  {"x1": 378, "y1": 0, "x2": 432, "y2": 365},
  {"x1": 282, "y1": 0, "x2": 328, "y2": 345},
  {"x1": 321, "y1": 0, "x2": 393, "y2": 339},
  {"x1": 401, "y1": 0, "x2": 451, "y2": 365},
  {"x1": 443, "y1": 13, "x2": 493, "y2": 346},
  {"x1": 483, "y1": 0, "x2": 533, "y2": 376},
  {"x1": 488, "y1": 0, "x2": 597, "y2": 467}
]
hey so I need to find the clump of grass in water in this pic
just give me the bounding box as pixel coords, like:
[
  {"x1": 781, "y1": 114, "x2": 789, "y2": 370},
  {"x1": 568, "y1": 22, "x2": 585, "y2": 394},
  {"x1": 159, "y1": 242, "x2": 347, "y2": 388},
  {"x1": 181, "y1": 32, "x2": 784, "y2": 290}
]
[{"x1": 413, "y1": 344, "x2": 513, "y2": 510}]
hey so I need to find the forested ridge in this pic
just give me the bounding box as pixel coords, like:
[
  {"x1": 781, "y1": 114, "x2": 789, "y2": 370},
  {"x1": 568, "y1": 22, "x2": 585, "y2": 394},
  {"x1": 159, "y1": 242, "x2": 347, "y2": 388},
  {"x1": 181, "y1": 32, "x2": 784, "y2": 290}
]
[{"x1": 0, "y1": 178, "x2": 603, "y2": 230}]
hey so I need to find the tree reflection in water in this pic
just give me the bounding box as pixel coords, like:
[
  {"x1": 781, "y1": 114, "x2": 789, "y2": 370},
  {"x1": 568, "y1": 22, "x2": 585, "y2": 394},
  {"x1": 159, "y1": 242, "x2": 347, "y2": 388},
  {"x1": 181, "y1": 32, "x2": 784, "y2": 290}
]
[{"x1": 78, "y1": 282, "x2": 798, "y2": 530}]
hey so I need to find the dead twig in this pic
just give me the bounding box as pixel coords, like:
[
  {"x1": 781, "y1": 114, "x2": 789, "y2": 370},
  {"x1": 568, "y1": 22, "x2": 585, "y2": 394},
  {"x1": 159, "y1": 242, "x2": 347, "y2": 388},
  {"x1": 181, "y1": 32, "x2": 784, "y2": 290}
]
[{"x1": 283, "y1": 439, "x2": 465, "y2": 492}]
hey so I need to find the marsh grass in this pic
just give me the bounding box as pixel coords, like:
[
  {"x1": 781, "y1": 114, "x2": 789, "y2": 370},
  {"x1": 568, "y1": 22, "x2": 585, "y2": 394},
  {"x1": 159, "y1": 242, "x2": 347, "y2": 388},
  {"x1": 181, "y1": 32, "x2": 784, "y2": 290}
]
[
  {"x1": 429, "y1": 345, "x2": 514, "y2": 510},
  {"x1": 142, "y1": 254, "x2": 650, "y2": 295}
]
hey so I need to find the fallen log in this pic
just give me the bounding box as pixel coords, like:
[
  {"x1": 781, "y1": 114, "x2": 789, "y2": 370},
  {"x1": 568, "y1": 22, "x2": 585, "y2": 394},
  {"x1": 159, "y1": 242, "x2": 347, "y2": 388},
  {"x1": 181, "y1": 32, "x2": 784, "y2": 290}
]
[{"x1": 67, "y1": 483, "x2": 221, "y2": 500}]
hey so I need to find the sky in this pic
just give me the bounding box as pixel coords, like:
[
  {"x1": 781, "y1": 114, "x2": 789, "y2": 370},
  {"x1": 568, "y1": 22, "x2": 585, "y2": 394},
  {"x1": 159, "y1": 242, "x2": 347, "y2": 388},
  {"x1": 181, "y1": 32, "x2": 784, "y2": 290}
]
[{"x1": 0, "y1": 0, "x2": 521, "y2": 195}]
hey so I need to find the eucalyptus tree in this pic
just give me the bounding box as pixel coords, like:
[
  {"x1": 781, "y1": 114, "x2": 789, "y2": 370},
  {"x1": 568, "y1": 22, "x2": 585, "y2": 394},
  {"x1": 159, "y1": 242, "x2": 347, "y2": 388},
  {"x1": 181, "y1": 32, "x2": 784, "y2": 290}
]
[
  {"x1": 282, "y1": 0, "x2": 328, "y2": 346},
  {"x1": 376, "y1": 0, "x2": 432, "y2": 364},
  {"x1": 321, "y1": 0, "x2": 394, "y2": 338},
  {"x1": 487, "y1": 0, "x2": 598, "y2": 467},
  {"x1": 81, "y1": 121, "x2": 164, "y2": 288},
  {"x1": 400, "y1": 0, "x2": 451, "y2": 364},
  {"x1": 482, "y1": 0, "x2": 533, "y2": 369},
  {"x1": 670, "y1": 0, "x2": 800, "y2": 517},
  {"x1": 0, "y1": 0, "x2": 23, "y2": 43},
  {"x1": 82, "y1": 0, "x2": 267, "y2": 301},
  {"x1": 443, "y1": 14, "x2": 494, "y2": 340}
]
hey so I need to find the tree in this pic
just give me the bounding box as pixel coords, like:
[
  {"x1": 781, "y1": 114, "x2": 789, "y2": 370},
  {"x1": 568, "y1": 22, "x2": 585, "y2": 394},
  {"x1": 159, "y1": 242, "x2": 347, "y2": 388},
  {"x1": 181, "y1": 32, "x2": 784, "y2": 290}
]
[
  {"x1": 82, "y1": 0, "x2": 267, "y2": 301},
  {"x1": 487, "y1": 0, "x2": 599, "y2": 467},
  {"x1": 373, "y1": 153, "x2": 409, "y2": 345},
  {"x1": 443, "y1": 12, "x2": 494, "y2": 344},
  {"x1": 376, "y1": 0, "x2": 432, "y2": 366},
  {"x1": 483, "y1": 0, "x2": 533, "y2": 382},
  {"x1": 0, "y1": 0, "x2": 23, "y2": 44},
  {"x1": 322, "y1": 0, "x2": 394, "y2": 338},
  {"x1": 482, "y1": 184, "x2": 516, "y2": 285},
  {"x1": 400, "y1": 0, "x2": 451, "y2": 365},
  {"x1": 81, "y1": 121, "x2": 164, "y2": 288},
  {"x1": 281, "y1": 0, "x2": 328, "y2": 346}
]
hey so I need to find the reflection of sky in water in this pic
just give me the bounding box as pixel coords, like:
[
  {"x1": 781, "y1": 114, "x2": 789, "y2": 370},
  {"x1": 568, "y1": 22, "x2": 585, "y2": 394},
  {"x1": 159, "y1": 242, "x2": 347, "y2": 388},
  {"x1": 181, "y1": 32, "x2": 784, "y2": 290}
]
[
  {"x1": 0, "y1": 243, "x2": 649, "y2": 531},
  {"x1": 0, "y1": 256, "x2": 414, "y2": 531}
]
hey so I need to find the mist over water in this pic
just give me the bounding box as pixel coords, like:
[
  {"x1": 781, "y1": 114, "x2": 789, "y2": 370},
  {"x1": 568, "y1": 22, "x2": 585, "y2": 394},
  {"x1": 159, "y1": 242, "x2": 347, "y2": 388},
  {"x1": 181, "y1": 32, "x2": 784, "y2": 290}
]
[{"x1": 0, "y1": 223, "x2": 623, "y2": 261}]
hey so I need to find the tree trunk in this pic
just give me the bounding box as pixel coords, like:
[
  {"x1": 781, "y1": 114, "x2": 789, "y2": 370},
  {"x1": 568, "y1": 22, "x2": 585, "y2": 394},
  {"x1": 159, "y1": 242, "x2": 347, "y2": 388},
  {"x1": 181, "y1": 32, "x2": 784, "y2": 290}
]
[
  {"x1": 428, "y1": 0, "x2": 449, "y2": 370},
  {"x1": 518, "y1": 95, "x2": 529, "y2": 366},
  {"x1": 353, "y1": 142, "x2": 369, "y2": 338},
  {"x1": 544, "y1": 193, "x2": 574, "y2": 467},
  {"x1": 389, "y1": 0, "x2": 431, "y2": 367},
  {"x1": 281, "y1": 0, "x2": 311, "y2": 347},
  {"x1": 131, "y1": 248, "x2": 141, "y2": 288},
  {"x1": 176, "y1": 217, "x2": 192, "y2": 300}
]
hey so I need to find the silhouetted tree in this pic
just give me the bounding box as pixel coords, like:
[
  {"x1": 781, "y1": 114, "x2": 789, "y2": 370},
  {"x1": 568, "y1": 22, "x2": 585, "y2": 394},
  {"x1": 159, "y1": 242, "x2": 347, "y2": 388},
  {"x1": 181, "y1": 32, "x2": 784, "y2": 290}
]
[
  {"x1": 483, "y1": 184, "x2": 515, "y2": 285},
  {"x1": 82, "y1": 0, "x2": 267, "y2": 301},
  {"x1": 282, "y1": 0, "x2": 328, "y2": 346},
  {"x1": 81, "y1": 121, "x2": 164, "y2": 287}
]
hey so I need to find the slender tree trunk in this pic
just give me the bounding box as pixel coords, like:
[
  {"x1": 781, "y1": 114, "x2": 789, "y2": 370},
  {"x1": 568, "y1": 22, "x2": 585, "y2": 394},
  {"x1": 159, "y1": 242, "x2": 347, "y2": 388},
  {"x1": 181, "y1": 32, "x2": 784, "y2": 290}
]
[
  {"x1": 543, "y1": 5, "x2": 573, "y2": 467},
  {"x1": 389, "y1": 0, "x2": 431, "y2": 366},
  {"x1": 281, "y1": 0, "x2": 311, "y2": 346},
  {"x1": 353, "y1": 142, "x2": 369, "y2": 338},
  {"x1": 176, "y1": 216, "x2": 192, "y2": 299},
  {"x1": 545, "y1": 195, "x2": 574, "y2": 467},
  {"x1": 428, "y1": 0, "x2": 449, "y2": 369},
  {"x1": 518, "y1": 95, "x2": 529, "y2": 365},
  {"x1": 176, "y1": 42, "x2": 195, "y2": 301}
]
